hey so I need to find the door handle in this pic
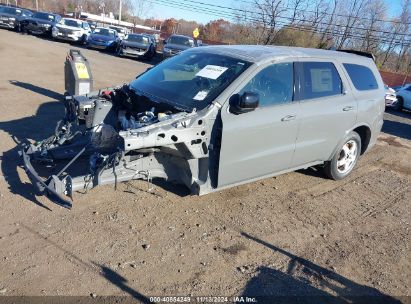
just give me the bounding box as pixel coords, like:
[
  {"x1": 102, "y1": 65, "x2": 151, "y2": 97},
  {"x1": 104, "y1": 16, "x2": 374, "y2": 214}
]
[
  {"x1": 281, "y1": 115, "x2": 296, "y2": 121},
  {"x1": 343, "y1": 106, "x2": 355, "y2": 111}
]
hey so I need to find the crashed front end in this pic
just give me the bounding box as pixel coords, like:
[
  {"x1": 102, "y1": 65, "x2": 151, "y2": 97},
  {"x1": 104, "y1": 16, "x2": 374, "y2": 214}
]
[
  {"x1": 22, "y1": 85, "x2": 216, "y2": 209},
  {"x1": 119, "y1": 43, "x2": 150, "y2": 58}
]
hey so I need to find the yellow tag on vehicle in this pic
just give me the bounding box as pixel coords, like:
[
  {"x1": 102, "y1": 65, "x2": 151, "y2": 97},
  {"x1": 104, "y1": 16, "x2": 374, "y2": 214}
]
[{"x1": 75, "y1": 62, "x2": 89, "y2": 79}]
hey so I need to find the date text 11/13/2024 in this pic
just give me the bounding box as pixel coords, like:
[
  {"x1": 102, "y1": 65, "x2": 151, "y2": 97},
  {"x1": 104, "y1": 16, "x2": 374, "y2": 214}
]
[{"x1": 148, "y1": 296, "x2": 257, "y2": 303}]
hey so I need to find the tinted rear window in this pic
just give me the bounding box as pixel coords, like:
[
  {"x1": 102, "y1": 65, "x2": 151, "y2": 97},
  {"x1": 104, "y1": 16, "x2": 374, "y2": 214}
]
[
  {"x1": 1, "y1": 7, "x2": 22, "y2": 15},
  {"x1": 168, "y1": 36, "x2": 194, "y2": 47},
  {"x1": 32, "y1": 12, "x2": 56, "y2": 21},
  {"x1": 343, "y1": 63, "x2": 378, "y2": 91}
]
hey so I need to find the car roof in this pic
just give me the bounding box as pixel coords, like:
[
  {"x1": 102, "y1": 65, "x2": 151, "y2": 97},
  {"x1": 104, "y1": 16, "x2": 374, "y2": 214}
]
[
  {"x1": 62, "y1": 17, "x2": 80, "y2": 21},
  {"x1": 33, "y1": 11, "x2": 58, "y2": 15},
  {"x1": 109, "y1": 25, "x2": 125, "y2": 29},
  {"x1": 95, "y1": 27, "x2": 114, "y2": 30},
  {"x1": 169, "y1": 34, "x2": 193, "y2": 39},
  {"x1": 186, "y1": 45, "x2": 374, "y2": 64}
]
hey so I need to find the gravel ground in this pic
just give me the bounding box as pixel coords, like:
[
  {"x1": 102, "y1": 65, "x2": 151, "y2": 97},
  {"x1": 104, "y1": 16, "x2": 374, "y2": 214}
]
[{"x1": 0, "y1": 29, "x2": 410, "y2": 303}]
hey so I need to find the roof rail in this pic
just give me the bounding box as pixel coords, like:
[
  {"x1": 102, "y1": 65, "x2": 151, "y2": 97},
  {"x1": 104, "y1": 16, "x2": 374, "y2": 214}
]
[{"x1": 337, "y1": 49, "x2": 376, "y2": 62}]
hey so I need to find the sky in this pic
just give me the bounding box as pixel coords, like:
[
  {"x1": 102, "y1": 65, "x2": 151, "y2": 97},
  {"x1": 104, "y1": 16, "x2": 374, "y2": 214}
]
[{"x1": 146, "y1": 0, "x2": 405, "y2": 25}]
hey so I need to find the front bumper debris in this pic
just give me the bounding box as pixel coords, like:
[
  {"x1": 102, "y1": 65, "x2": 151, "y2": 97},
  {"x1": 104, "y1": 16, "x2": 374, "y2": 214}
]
[{"x1": 22, "y1": 145, "x2": 73, "y2": 209}]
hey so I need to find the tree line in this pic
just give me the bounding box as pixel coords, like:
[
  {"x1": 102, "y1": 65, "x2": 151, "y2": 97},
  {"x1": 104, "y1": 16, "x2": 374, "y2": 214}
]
[
  {"x1": 151, "y1": 0, "x2": 411, "y2": 74},
  {"x1": 7, "y1": 0, "x2": 411, "y2": 74}
]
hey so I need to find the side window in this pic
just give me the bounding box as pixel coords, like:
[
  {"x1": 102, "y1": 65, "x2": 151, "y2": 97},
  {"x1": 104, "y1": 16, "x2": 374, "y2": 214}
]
[
  {"x1": 343, "y1": 63, "x2": 378, "y2": 91},
  {"x1": 300, "y1": 62, "x2": 343, "y2": 100},
  {"x1": 239, "y1": 63, "x2": 294, "y2": 107}
]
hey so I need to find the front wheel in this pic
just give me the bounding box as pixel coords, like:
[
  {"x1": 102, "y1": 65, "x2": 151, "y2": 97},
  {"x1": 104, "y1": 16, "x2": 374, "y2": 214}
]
[
  {"x1": 393, "y1": 97, "x2": 404, "y2": 111},
  {"x1": 79, "y1": 34, "x2": 87, "y2": 45},
  {"x1": 324, "y1": 132, "x2": 361, "y2": 180}
]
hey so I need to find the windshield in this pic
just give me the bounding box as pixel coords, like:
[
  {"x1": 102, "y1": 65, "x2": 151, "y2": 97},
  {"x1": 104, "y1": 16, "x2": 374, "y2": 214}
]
[
  {"x1": 82, "y1": 22, "x2": 90, "y2": 29},
  {"x1": 93, "y1": 28, "x2": 115, "y2": 37},
  {"x1": 60, "y1": 19, "x2": 82, "y2": 28},
  {"x1": 126, "y1": 34, "x2": 149, "y2": 44},
  {"x1": 32, "y1": 12, "x2": 55, "y2": 21},
  {"x1": 130, "y1": 51, "x2": 251, "y2": 111},
  {"x1": 0, "y1": 7, "x2": 23, "y2": 15},
  {"x1": 168, "y1": 36, "x2": 194, "y2": 47}
]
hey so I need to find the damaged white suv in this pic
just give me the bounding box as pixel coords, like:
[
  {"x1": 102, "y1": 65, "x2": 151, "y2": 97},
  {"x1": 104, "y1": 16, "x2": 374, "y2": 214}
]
[{"x1": 22, "y1": 46, "x2": 385, "y2": 208}]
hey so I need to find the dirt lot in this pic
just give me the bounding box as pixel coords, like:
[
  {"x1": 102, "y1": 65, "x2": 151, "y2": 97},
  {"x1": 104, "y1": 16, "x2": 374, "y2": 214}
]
[{"x1": 0, "y1": 29, "x2": 410, "y2": 302}]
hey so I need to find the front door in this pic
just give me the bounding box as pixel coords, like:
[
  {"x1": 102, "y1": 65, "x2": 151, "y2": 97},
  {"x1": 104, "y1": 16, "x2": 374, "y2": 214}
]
[{"x1": 218, "y1": 62, "x2": 300, "y2": 187}]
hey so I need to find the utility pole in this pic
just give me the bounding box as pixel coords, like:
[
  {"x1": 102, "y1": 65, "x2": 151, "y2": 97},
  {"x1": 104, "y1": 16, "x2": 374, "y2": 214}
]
[
  {"x1": 118, "y1": 0, "x2": 122, "y2": 24},
  {"x1": 35, "y1": 0, "x2": 38, "y2": 11}
]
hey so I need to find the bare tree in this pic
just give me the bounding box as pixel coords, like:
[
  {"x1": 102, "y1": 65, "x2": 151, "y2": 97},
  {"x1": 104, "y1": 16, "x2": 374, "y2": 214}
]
[
  {"x1": 131, "y1": 0, "x2": 150, "y2": 19},
  {"x1": 254, "y1": 0, "x2": 288, "y2": 45},
  {"x1": 336, "y1": 0, "x2": 368, "y2": 49},
  {"x1": 358, "y1": 0, "x2": 386, "y2": 53}
]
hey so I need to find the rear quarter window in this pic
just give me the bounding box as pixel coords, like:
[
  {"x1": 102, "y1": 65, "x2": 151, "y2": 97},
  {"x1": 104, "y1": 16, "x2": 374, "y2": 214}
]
[{"x1": 343, "y1": 63, "x2": 378, "y2": 91}]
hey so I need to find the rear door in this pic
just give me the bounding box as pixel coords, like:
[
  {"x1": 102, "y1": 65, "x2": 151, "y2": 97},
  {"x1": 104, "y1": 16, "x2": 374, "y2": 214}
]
[
  {"x1": 218, "y1": 61, "x2": 300, "y2": 187},
  {"x1": 291, "y1": 59, "x2": 357, "y2": 167}
]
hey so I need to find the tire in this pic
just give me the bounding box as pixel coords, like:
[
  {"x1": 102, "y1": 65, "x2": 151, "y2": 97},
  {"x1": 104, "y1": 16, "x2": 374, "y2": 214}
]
[
  {"x1": 393, "y1": 97, "x2": 403, "y2": 111},
  {"x1": 79, "y1": 34, "x2": 87, "y2": 45},
  {"x1": 324, "y1": 131, "x2": 361, "y2": 180}
]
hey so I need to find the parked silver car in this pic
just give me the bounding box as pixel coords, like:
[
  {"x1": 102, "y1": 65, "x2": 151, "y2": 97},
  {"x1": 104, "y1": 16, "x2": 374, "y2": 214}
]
[
  {"x1": 117, "y1": 33, "x2": 156, "y2": 60},
  {"x1": 22, "y1": 46, "x2": 385, "y2": 208}
]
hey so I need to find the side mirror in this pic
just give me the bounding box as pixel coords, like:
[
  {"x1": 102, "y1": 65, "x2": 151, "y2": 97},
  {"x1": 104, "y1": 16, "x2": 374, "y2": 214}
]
[
  {"x1": 163, "y1": 39, "x2": 167, "y2": 44},
  {"x1": 229, "y1": 92, "x2": 259, "y2": 115}
]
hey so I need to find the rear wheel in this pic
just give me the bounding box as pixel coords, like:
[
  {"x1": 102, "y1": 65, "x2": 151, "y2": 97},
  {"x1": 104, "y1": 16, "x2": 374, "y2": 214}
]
[{"x1": 324, "y1": 131, "x2": 361, "y2": 180}]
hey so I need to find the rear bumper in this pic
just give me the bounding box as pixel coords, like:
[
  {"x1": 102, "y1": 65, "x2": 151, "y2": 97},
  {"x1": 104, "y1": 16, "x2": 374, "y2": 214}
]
[{"x1": 22, "y1": 145, "x2": 73, "y2": 209}]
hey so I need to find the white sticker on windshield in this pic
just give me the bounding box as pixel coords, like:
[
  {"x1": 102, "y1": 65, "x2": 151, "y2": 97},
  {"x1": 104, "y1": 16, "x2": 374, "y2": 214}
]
[
  {"x1": 195, "y1": 65, "x2": 228, "y2": 80},
  {"x1": 193, "y1": 90, "x2": 209, "y2": 101}
]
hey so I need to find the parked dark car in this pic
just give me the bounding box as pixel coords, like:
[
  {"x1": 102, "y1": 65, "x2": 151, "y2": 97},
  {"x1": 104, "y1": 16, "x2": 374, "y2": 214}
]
[
  {"x1": 117, "y1": 33, "x2": 156, "y2": 60},
  {"x1": 162, "y1": 34, "x2": 195, "y2": 59},
  {"x1": 86, "y1": 27, "x2": 120, "y2": 52},
  {"x1": 142, "y1": 33, "x2": 158, "y2": 48},
  {"x1": 0, "y1": 5, "x2": 32, "y2": 31},
  {"x1": 21, "y1": 11, "x2": 61, "y2": 36}
]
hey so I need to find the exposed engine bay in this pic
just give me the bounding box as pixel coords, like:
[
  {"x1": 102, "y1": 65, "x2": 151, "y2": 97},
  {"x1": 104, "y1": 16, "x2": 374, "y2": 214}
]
[{"x1": 22, "y1": 84, "x2": 220, "y2": 209}]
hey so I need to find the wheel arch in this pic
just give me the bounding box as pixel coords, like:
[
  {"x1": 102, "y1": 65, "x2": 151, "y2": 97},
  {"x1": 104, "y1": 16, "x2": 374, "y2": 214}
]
[{"x1": 352, "y1": 125, "x2": 372, "y2": 155}]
